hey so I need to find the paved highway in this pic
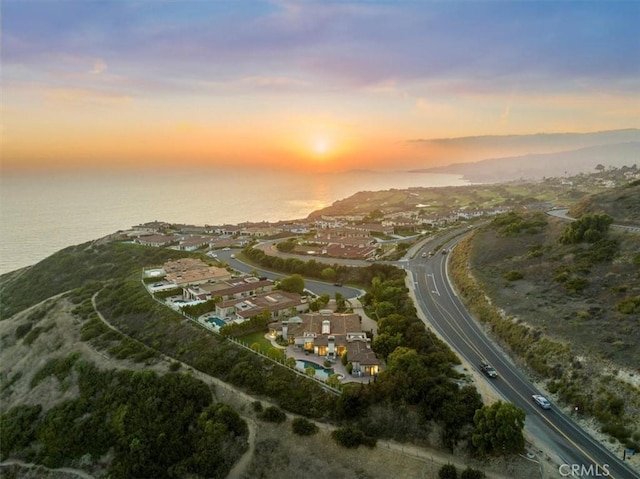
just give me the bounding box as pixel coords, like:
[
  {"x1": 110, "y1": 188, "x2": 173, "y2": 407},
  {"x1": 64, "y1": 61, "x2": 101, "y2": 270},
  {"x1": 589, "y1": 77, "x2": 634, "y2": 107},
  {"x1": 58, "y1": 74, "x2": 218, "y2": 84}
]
[{"x1": 406, "y1": 235, "x2": 638, "y2": 479}]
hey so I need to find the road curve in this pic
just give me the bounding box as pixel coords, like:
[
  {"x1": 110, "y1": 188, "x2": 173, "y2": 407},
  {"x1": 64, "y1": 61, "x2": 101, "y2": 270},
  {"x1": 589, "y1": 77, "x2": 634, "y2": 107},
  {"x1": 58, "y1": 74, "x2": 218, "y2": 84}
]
[
  {"x1": 406, "y1": 237, "x2": 638, "y2": 479},
  {"x1": 547, "y1": 208, "x2": 640, "y2": 233}
]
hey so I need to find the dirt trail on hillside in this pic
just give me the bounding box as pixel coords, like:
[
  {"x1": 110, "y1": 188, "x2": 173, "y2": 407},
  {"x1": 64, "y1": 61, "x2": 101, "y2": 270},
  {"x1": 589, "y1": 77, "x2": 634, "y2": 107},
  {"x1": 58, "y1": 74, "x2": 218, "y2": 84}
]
[{"x1": 2, "y1": 291, "x2": 543, "y2": 478}]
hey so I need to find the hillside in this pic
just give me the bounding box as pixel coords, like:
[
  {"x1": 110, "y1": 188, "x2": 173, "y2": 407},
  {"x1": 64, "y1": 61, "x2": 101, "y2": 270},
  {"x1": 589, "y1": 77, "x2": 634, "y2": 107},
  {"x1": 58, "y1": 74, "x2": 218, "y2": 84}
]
[
  {"x1": 1, "y1": 239, "x2": 541, "y2": 478},
  {"x1": 569, "y1": 180, "x2": 640, "y2": 226},
  {"x1": 457, "y1": 198, "x2": 640, "y2": 452},
  {"x1": 307, "y1": 168, "x2": 627, "y2": 220},
  {"x1": 412, "y1": 142, "x2": 640, "y2": 183}
]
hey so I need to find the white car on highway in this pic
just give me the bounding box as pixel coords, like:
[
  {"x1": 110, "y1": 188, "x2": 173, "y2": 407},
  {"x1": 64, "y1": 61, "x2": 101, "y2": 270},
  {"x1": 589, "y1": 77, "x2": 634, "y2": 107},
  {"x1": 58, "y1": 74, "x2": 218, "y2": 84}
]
[{"x1": 532, "y1": 394, "x2": 551, "y2": 410}]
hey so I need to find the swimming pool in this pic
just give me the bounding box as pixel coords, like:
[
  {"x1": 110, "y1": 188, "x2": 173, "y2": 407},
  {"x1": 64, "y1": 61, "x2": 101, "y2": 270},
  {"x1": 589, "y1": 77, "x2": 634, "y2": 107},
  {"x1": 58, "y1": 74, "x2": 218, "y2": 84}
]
[
  {"x1": 295, "y1": 360, "x2": 334, "y2": 381},
  {"x1": 206, "y1": 317, "x2": 226, "y2": 328}
]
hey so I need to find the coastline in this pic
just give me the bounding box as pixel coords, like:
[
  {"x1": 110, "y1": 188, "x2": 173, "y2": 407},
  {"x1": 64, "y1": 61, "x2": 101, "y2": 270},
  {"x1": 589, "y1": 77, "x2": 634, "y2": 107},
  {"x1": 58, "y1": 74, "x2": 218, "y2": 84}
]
[{"x1": 0, "y1": 170, "x2": 469, "y2": 275}]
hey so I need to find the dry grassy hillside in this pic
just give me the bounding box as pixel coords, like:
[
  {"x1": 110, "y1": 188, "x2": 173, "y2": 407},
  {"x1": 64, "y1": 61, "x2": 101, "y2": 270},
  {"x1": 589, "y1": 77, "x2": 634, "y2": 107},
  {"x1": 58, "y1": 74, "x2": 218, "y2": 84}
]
[
  {"x1": 470, "y1": 218, "x2": 639, "y2": 366},
  {"x1": 1, "y1": 295, "x2": 541, "y2": 479},
  {"x1": 569, "y1": 181, "x2": 640, "y2": 225},
  {"x1": 462, "y1": 209, "x2": 640, "y2": 453}
]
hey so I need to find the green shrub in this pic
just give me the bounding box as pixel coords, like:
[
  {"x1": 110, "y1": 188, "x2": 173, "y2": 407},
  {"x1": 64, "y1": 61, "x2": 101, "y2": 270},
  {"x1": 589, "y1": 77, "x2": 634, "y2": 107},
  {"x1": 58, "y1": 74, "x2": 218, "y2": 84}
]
[
  {"x1": 23, "y1": 326, "x2": 44, "y2": 345},
  {"x1": 30, "y1": 352, "x2": 81, "y2": 388},
  {"x1": 15, "y1": 323, "x2": 33, "y2": 339},
  {"x1": 341, "y1": 352, "x2": 348, "y2": 366},
  {"x1": 564, "y1": 277, "x2": 589, "y2": 293},
  {"x1": 504, "y1": 270, "x2": 524, "y2": 281},
  {"x1": 259, "y1": 406, "x2": 286, "y2": 423},
  {"x1": 276, "y1": 240, "x2": 296, "y2": 253},
  {"x1": 291, "y1": 417, "x2": 319, "y2": 436},
  {"x1": 615, "y1": 297, "x2": 640, "y2": 314},
  {"x1": 331, "y1": 426, "x2": 376, "y2": 449},
  {"x1": 601, "y1": 423, "x2": 632, "y2": 443},
  {"x1": 461, "y1": 467, "x2": 486, "y2": 479},
  {"x1": 439, "y1": 464, "x2": 458, "y2": 479}
]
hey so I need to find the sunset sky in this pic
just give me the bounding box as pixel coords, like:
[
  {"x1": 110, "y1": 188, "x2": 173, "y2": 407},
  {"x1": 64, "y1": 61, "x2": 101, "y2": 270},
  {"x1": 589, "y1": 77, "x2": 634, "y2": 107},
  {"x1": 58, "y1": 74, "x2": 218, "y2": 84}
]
[{"x1": 2, "y1": 1, "x2": 639, "y2": 173}]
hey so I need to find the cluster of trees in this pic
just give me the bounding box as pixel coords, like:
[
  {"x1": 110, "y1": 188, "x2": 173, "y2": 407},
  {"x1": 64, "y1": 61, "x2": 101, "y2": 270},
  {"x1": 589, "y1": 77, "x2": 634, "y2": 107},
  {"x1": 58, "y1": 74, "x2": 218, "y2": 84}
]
[
  {"x1": 471, "y1": 401, "x2": 525, "y2": 455},
  {"x1": 277, "y1": 274, "x2": 305, "y2": 294},
  {"x1": 242, "y1": 245, "x2": 406, "y2": 286},
  {"x1": 276, "y1": 238, "x2": 297, "y2": 253},
  {"x1": 1, "y1": 361, "x2": 248, "y2": 478},
  {"x1": 439, "y1": 464, "x2": 486, "y2": 479},
  {"x1": 220, "y1": 310, "x2": 272, "y2": 337},
  {"x1": 343, "y1": 274, "x2": 487, "y2": 451},
  {"x1": 181, "y1": 297, "x2": 220, "y2": 317},
  {"x1": 559, "y1": 213, "x2": 613, "y2": 244},
  {"x1": 491, "y1": 211, "x2": 547, "y2": 236}
]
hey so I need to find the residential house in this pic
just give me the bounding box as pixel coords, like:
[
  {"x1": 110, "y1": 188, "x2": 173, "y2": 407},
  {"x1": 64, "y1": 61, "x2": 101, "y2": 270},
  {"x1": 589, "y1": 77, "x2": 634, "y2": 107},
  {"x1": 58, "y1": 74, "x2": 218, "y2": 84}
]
[
  {"x1": 345, "y1": 223, "x2": 395, "y2": 235},
  {"x1": 163, "y1": 258, "x2": 231, "y2": 286},
  {"x1": 215, "y1": 291, "x2": 309, "y2": 321},
  {"x1": 176, "y1": 235, "x2": 209, "y2": 251},
  {"x1": 279, "y1": 223, "x2": 311, "y2": 234},
  {"x1": 346, "y1": 334, "x2": 380, "y2": 376},
  {"x1": 240, "y1": 226, "x2": 281, "y2": 237},
  {"x1": 312, "y1": 233, "x2": 375, "y2": 247},
  {"x1": 183, "y1": 278, "x2": 275, "y2": 301},
  {"x1": 210, "y1": 225, "x2": 242, "y2": 236},
  {"x1": 270, "y1": 311, "x2": 380, "y2": 376},
  {"x1": 321, "y1": 243, "x2": 377, "y2": 260},
  {"x1": 135, "y1": 234, "x2": 177, "y2": 247}
]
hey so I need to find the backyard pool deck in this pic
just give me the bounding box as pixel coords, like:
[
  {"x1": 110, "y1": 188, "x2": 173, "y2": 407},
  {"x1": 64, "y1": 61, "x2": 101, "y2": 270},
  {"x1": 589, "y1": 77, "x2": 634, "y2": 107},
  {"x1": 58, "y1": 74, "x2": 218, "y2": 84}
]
[{"x1": 273, "y1": 337, "x2": 374, "y2": 385}]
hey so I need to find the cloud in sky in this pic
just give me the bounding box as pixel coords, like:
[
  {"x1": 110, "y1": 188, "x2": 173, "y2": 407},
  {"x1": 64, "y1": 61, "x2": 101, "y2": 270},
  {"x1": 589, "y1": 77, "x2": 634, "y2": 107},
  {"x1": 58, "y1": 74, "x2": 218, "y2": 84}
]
[{"x1": 2, "y1": 0, "x2": 639, "y2": 172}]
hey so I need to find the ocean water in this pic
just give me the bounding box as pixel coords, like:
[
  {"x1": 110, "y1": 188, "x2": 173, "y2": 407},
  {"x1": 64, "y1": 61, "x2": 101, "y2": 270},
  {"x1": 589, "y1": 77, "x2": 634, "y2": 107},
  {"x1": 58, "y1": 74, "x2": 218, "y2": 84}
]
[{"x1": 0, "y1": 169, "x2": 468, "y2": 274}]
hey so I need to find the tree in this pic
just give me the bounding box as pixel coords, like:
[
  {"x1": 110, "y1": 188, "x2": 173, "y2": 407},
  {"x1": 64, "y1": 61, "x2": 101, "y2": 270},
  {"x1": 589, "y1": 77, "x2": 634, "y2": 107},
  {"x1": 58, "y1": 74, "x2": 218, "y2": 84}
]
[
  {"x1": 267, "y1": 347, "x2": 284, "y2": 360},
  {"x1": 365, "y1": 209, "x2": 384, "y2": 221},
  {"x1": 372, "y1": 332, "x2": 403, "y2": 360},
  {"x1": 278, "y1": 274, "x2": 305, "y2": 294},
  {"x1": 374, "y1": 300, "x2": 397, "y2": 319},
  {"x1": 559, "y1": 213, "x2": 613, "y2": 244},
  {"x1": 326, "y1": 374, "x2": 342, "y2": 389},
  {"x1": 276, "y1": 240, "x2": 296, "y2": 253},
  {"x1": 472, "y1": 401, "x2": 525, "y2": 455},
  {"x1": 321, "y1": 267, "x2": 337, "y2": 282},
  {"x1": 335, "y1": 292, "x2": 346, "y2": 312},
  {"x1": 439, "y1": 464, "x2": 458, "y2": 479},
  {"x1": 460, "y1": 467, "x2": 486, "y2": 479},
  {"x1": 285, "y1": 357, "x2": 297, "y2": 368}
]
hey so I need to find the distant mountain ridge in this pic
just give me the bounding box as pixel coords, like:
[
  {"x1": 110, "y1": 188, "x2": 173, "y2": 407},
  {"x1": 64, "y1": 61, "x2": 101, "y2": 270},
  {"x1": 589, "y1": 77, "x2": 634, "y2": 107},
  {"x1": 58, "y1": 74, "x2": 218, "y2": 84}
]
[
  {"x1": 411, "y1": 141, "x2": 640, "y2": 183},
  {"x1": 410, "y1": 128, "x2": 640, "y2": 149}
]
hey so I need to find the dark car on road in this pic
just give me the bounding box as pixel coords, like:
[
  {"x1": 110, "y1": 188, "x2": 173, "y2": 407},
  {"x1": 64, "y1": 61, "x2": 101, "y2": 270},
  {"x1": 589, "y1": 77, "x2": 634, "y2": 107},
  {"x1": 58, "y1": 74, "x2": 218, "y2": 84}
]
[{"x1": 479, "y1": 360, "x2": 498, "y2": 378}]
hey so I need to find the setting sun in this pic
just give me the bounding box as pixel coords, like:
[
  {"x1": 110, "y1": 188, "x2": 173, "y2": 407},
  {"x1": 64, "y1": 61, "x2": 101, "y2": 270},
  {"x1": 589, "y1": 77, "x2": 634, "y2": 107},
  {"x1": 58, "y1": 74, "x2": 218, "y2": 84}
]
[{"x1": 312, "y1": 138, "x2": 330, "y2": 156}]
